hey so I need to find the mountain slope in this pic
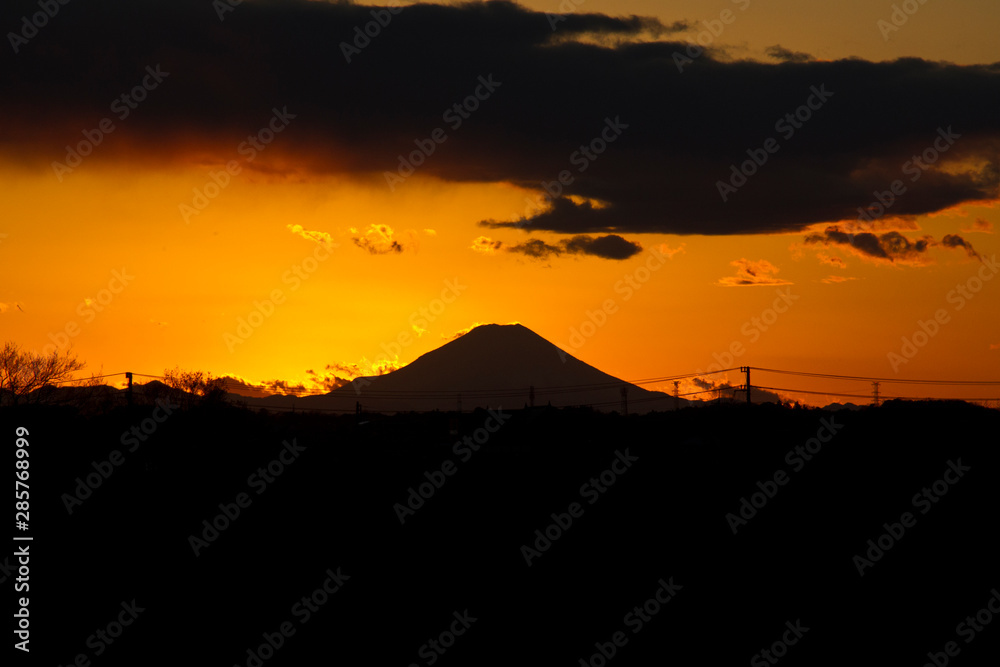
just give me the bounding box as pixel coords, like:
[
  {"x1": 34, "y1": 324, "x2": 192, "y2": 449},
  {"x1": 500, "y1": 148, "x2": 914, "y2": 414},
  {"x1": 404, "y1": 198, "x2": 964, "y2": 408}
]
[{"x1": 251, "y1": 323, "x2": 684, "y2": 414}]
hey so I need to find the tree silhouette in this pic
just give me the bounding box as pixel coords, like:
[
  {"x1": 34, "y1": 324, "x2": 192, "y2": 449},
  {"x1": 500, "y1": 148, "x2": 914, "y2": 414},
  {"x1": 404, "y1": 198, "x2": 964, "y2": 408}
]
[
  {"x1": 162, "y1": 366, "x2": 229, "y2": 406},
  {"x1": 0, "y1": 342, "x2": 86, "y2": 406}
]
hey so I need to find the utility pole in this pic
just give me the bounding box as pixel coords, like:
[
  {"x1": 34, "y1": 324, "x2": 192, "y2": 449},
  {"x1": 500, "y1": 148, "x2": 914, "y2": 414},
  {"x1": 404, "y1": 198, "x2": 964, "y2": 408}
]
[
  {"x1": 529, "y1": 385, "x2": 535, "y2": 408},
  {"x1": 620, "y1": 385, "x2": 628, "y2": 416},
  {"x1": 741, "y1": 366, "x2": 751, "y2": 405},
  {"x1": 125, "y1": 371, "x2": 133, "y2": 407},
  {"x1": 673, "y1": 381, "x2": 680, "y2": 411},
  {"x1": 872, "y1": 381, "x2": 880, "y2": 407}
]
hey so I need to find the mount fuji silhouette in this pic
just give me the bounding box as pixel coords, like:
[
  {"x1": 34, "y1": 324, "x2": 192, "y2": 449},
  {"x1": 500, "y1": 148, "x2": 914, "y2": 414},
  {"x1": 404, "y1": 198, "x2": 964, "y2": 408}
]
[{"x1": 241, "y1": 323, "x2": 686, "y2": 414}]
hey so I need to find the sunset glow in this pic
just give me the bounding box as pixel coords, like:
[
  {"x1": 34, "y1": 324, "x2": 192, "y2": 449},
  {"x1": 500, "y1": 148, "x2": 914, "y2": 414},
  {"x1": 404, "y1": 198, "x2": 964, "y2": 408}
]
[{"x1": 2, "y1": 0, "x2": 998, "y2": 407}]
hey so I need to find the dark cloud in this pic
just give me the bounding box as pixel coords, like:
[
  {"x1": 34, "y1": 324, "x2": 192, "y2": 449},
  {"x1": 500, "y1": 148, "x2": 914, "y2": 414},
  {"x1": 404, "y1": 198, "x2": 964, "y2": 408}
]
[
  {"x1": 765, "y1": 44, "x2": 814, "y2": 63},
  {"x1": 804, "y1": 227, "x2": 979, "y2": 264},
  {"x1": 941, "y1": 233, "x2": 981, "y2": 258},
  {"x1": 475, "y1": 233, "x2": 642, "y2": 260},
  {"x1": 507, "y1": 238, "x2": 562, "y2": 259},
  {"x1": 561, "y1": 234, "x2": 642, "y2": 259},
  {"x1": 692, "y1": 377, "x2": 715, "y2": 391},
  {"x1": 3, "y1": 0, "x2": 999, "y2": 237}
]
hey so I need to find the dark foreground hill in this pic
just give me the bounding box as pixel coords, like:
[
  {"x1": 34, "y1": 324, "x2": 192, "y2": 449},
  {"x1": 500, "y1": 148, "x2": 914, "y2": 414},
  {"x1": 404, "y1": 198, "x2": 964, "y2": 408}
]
[{"x1": 3, "y1": 399, "x2": 998, "y2": 666}]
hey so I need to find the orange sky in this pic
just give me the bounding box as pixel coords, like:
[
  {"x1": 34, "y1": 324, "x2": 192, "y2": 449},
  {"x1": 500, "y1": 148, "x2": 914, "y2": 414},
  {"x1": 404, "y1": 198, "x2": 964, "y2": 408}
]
[{"x1": 2, "y1": 0, "x2": 998, "y2": 406}]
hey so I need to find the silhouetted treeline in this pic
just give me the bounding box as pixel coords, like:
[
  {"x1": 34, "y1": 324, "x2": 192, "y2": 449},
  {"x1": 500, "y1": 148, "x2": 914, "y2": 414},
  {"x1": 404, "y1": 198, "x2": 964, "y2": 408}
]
[{"x1": 3, "y1": 399, "x2": 997, "y2": 665}]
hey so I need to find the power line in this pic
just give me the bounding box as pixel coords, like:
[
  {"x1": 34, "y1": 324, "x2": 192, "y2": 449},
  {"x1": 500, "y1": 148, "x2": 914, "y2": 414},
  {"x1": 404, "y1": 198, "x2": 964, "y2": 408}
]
[
  {"x1": 50, "y1": 372, "x2": 128, "y2": 385},
  {"x1": 750, "y1": 367, "x2": 1000, "y2": 386},
  {"x1": 752, "y1": 384, "x2": 999, "y2": 402},
  {"x1": 43, "y1": 366, "x2": 1000, "y2": 407}
]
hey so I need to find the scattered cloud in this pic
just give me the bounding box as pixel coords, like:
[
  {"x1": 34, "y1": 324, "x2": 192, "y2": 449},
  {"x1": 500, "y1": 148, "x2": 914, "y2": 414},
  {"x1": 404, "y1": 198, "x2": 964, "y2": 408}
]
[
  {"x1": 658, "y1": 243, "x2": 686, "y2": 259},
  {"x1": 804, "y1": 227, "x2": 979, "y2": 265},
  {"x1": 471, "y1": 236, "x2": 504, "y2": 255},
  {"x1": 765, "y1": 44, "x2": 814, "y2": 63},
  {"x1": 443, "y1": 322, "x2": 487, "y2": 341},
  {"x1": 961, "y1": 218, "x2": 994, "y2": 234},
  {"x1": 287, "y1": 224, "x2": 336, "y2": 247},
  {"x1": 717, "y1": 259, "x2": 793, "y2": 287},
  {"x1": 350, "y1": 224, "x2": 412, "y2": 255},
  {"x1": 412, "y1": 324, "x2": 427, "y2": 337},
  {"x1": 940, "y1": 233, "x2": 981, "y2": 258},
  {"x1": 218, "y1": 375, "x2": 310, "y2": 398},
  {"x1": 690, "y1": 376, "x2": 784, "y2": 404},
  {"x1": 221, "y1": 356, "x2": 408, "y2": 398},
  {"x1": 816, "y1": 252, "x2": 846, "y2": 268},
  {"x1": 821, "y1": 275, "x2": 858, "y2": 284},
  {"x1": 474, "y1": 234, "x2": 643, "y2": 261}
]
